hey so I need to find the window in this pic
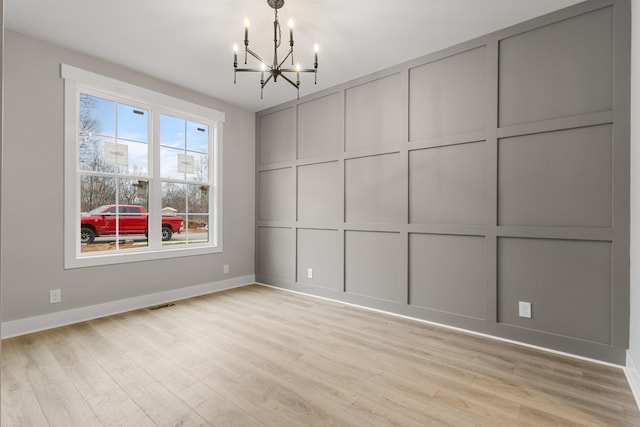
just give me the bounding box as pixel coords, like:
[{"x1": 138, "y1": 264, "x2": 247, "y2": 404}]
[{"x1": 63, "y1": 65, "x2": 224, "y2": 268}]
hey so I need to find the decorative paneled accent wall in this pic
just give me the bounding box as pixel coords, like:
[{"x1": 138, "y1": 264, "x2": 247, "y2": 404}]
[{"x1": 255, "y1": 0, "x2": 630, "y2": 363}]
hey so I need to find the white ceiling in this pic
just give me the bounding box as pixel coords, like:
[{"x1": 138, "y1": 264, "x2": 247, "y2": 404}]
[{"x1": 5, "y1": 0, "x2": 584, "y2": 112}]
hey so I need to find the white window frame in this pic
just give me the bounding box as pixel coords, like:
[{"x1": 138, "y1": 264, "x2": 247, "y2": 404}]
[{"x1": 63, "y1": 64, "x2": 224, "y2": 269}]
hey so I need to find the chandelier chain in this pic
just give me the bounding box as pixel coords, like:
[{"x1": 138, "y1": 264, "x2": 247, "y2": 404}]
[{"x1": 274, "y1": 8, "x2": 282, "y2": 49}]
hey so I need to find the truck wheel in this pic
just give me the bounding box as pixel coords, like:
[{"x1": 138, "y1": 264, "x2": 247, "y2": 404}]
[
  {"x1": 161, "y1": 226, "x2": 173, "y2": 241},
  {"x1": 81, "y1": 226, "x2": 96, "y2": 244}
]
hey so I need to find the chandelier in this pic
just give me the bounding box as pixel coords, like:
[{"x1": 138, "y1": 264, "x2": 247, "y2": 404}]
[{"x1": 233, "y1": 0, "x2": 318, "y2": 99}]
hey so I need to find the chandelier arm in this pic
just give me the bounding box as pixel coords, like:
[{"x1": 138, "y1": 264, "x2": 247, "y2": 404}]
[
  {"x1": 235, "y1": 68, "x2": 266, "y2": 72},
  {"x1": 277, "y1": 49, "x2": 293, "y2": 69},
  {"x1": 262, "y1": 73, "x2": 274, "y2": 88},
  {"x1": 246, "y1": 48, "x2": 268, "y2": 67},
  {"x1": 278, "y1": 72, "x2": 299, "y2": 89},
  {"x1": 280, "y1": 68, "x2": 316, "y2": 73}
]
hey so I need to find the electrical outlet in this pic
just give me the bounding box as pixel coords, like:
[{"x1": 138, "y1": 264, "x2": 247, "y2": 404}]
[
  {"x1": 50, "y1": 289, "x2": 62, "y2": 304},
  {"x1": 518, "y1": 301, "x2": 532, "y2": 318},
  {"x1": 307, "y1": 268, "x2": 313, "y2": 279},
  {"x1": 223, "y1": 264, "x2": 230, "y2": 274}
]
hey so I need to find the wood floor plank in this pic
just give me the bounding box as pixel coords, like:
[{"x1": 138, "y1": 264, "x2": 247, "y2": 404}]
[
  {"x1": 199, "y1": 365, "x2": 313, "y2": 427},
  {"x1": 1, "y1": 360, "x2": 50, "y2": 427},
  {"x1": 2, "y1": 284, "x2": 639, "y2": 426},
  {"x1": 100, "y1": 355, "x2": 209, "y2": 426},
  {"x1": 11, "y1": 333, "x2": 104, "y2": 427},
  {"x1": 45, "y1": 327, "x2": 157, "y2": 427},
  {"x1": 176, "y1": 380, "x2": 266, "y2": 427}
]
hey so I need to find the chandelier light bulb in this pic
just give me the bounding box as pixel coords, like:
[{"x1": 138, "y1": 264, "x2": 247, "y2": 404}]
[
  {"x1": 313, "y1": 44, "x2": 319, "y2": 69},
  {"x1": 243, "y1": 18, "x2": 250, "y2": 51},
  {"x1": 233, "y1": 43, "x2": 238, "y2": 69},
  {"x1": 288, "y1": 19, "x2": 294, "y2": 46},
  {"x1": 261, "y1": 63, "x2": 266, "y2": 71}
]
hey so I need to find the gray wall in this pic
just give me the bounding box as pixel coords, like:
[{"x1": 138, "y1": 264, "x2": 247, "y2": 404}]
[
  {"x1": 255, "y1": 0, "x2": 631, "y2": 363},
  {"x1": 1, "y1": 30, "x2": 255, "y2": 322}
]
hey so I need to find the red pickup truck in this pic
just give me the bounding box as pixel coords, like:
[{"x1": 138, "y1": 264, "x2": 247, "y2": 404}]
[{"x1": 80, "y1": 204, "x2": 184, "y2": 244}]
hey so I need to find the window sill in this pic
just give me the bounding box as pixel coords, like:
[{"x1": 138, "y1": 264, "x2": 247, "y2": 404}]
[{"x1": 65, "y1": 244, "x2": 222, "y2": 269}]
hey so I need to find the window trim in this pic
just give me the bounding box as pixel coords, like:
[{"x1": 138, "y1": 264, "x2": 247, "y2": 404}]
[{"x1": 63, "y1": 64, "x2": 224, "y2": 269}]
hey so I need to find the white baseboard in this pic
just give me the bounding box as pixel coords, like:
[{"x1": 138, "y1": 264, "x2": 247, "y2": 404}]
[
  {"x1": 626, "y1": 351, "x2": 640, "y2": 410},
  {"x1": 1, "y1": 274, "x2": 255, "y2": 339}
]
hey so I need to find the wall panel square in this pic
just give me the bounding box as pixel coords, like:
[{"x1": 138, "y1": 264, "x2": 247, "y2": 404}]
[
  {"x1": 498, "y1": 238, "x2": 611, "y2": 344},
  {"x1": 345, "y1": 153, "x2": 403, "y2": 224},
  {"x1": 259, "y1": 168, "x2": 294, "y2": 221},
  {"x1": 499, "y1": 7, "x2": 613, "y2": 126},
  {"x1": 409, "y1": 142, "x2": 485, "y2": 225},
  {"x1": 297, "y1": 162, "x2": 339, "y2": 222},
  {"x1": 409, "y1": 47, "x2": 486, "y2": 141},
  {"x1": 297, "y1": 229, "x2": 341, "y2": 290},
  {"x1": 409, "y1": 234, "x2": 485, "y2": 319},
  {"x1": 345, "y1": 73, "x2": 403, "y2": 152},
  {"x1": 298, "y1": 93, "x2": 341, "y2": 159},
  {"x1": 498, "y1": 125, "x2": 612, "y2": 227},
  {"x1": 258, "y1": 227, "x2": 294, "y2": 281},
  {"x1": 259, "y1": 107, "x2": 294, "y2": 165},
  {"x1": 345, "y1": 231, "x2": 402, "y2": 302}
]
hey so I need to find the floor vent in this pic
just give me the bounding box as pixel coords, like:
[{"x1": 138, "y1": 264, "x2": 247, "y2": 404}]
[{"x1": 149, "y1": 302, "x2": 175, "y2": 310}]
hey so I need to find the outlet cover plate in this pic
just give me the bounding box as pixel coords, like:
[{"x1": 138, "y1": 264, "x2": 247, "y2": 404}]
[
  {"x1": 519, "y1": 301, "x2": 532, "y2": 318},
  {"x1": 50, "y1": 289, "x2": 62, "y2": 304}
]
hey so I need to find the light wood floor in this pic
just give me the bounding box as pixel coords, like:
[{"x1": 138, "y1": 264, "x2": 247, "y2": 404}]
[{"x1": 2, "y1": 284, "x2": 639, "y2": 426}]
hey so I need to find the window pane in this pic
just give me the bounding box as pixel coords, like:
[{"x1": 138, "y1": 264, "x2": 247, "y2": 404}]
[
  {"x1": 80, "y1": 176, "x2": 115, "y2": 253},
  {"x1": 80, "y1": 175, "x2": 116, "y2": 213},
  {"x1": 160, "y1": 114, "x2": 185, "y2": 149},
  {"x1": 186, "y1": 152, "x2": 208, "y2": 182},
  {"x1": 185, "y1": 214, "x2": 209, "y2": 244},
  {"x1": 115, "y1": 178, "x2": 149, "y2": 250},
  {"x1": 117, "y1": 104, "x2": 149, "y2": 143},
  {"x1": 187, "y1": 121, "x2": 208, "y2": 153},
  {"x1": 79, "y1": 136, "x2": 115, "y2": 173},
  {"x1": 188, "y1": 184, "x2": 209, "y2": 214},
  {"x1": 117, "y1": 140, "x2": 149, "y2": 176},
  {"x1": 162, "y1": 182, "x2": 185, "y2": 213},
  {"x1": 119, "y1": 178, "x2": 149, "y2": 209},
  {"x1": 162, "y1": 182, "x2": 185, "y2": 245},
  {"x1": 183, "y1": 184, "x2": 209, "y2": 245},
  {"x1": 79, "y1": 94, "x2": 115, "y2": 137},
  {"x1": 160, "y1": 146, "x2": 184, "y2": 180}
]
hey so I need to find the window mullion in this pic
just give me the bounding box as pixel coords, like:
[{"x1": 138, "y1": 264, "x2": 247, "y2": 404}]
[{"x1": 149, "y1": 110, "x2": 162, "y2": 249}]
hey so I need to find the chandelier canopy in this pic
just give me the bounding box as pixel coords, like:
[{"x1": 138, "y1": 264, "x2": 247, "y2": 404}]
[{"x1": 233, "y1": 0, "x2": 318, "y2": 99}]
